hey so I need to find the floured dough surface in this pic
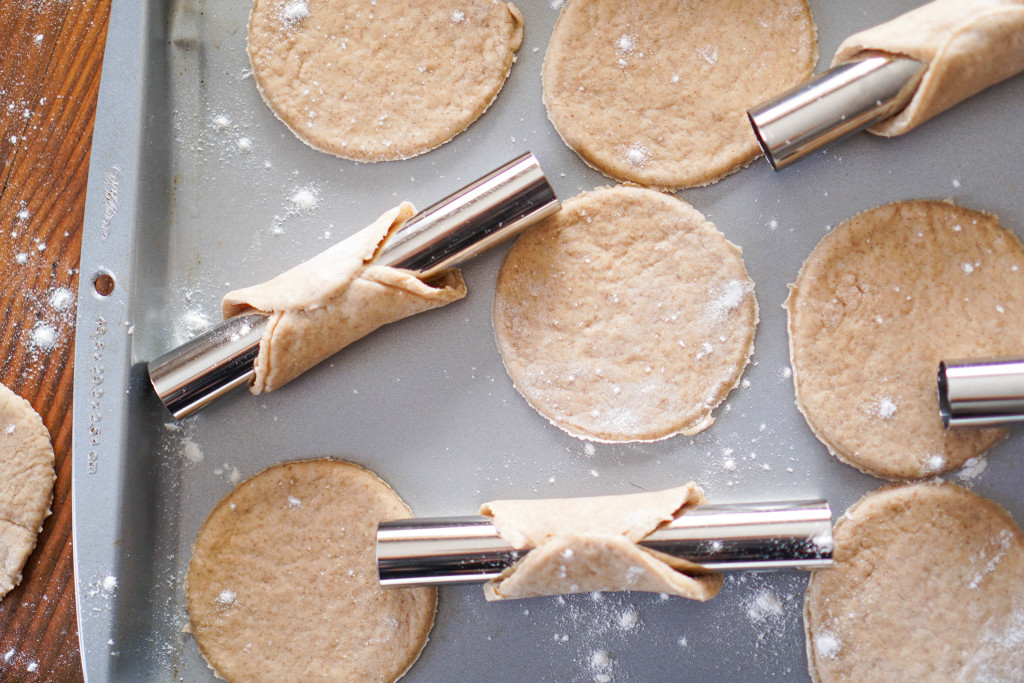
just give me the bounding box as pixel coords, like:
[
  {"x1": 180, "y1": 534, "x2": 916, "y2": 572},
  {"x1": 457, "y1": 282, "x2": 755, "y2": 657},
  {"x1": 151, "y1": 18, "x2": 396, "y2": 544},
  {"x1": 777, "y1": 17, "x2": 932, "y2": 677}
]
[
  {"x1": 542, "y1": 0, "x2": 817, "y2": 188},
  {"x1": 834, "y1": 0, "x2": 1024, "y2": 137},
  {"x1": 493, "y1": 186, "x2": 757, "y2": 442},
  {"x1": 805, "y1": 483, "x2": 1024, "y2": 682},
  {"x1": 224, "y1": 203, "x2": 466, "y2": 393},
  {"x1": 481, "y1": 483, "x2": 722, "y2": 601},
  {"x1": 787, "y1": 200, "x2": 1024, "y2": 479},
  {"x1": 0, "y1": 382, "x2": 55, "y2": 599},
  {"x1": 248, "y1": 0, "x2": 524, "y2": 161},
  {"x1": 187, "y1": 459, "x2": 436, "y2": 682}
]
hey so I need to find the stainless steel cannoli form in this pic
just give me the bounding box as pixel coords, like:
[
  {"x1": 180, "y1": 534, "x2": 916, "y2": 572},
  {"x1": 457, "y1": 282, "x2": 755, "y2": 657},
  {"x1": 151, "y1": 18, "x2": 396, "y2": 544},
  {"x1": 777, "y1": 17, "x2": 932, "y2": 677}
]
[
  {"x1": 377, "y1": 500, "x2": 833, "y2": 588},
  {"x1": 148, "y1": 152, "x2": 561, "y2": 419},
  {"x1": 939, "y1": 357, "x2": 1024, "y2": 429},
  {"x1": 748, "y1": 53, "x2": 926, "y2": 170}
]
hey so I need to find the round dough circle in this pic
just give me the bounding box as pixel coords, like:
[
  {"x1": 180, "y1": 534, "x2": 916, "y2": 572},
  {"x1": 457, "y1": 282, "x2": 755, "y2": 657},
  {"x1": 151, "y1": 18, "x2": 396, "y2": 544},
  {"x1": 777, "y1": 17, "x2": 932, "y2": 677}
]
[
  {"x1": 493, "y1": 185, "x2": 758, "y2": 442},
  {"x1": 0, "y1": 382, "x2": 55, "y2": 599},
  {"x1": 248, "y1": 0, "x2": 524, "y2": 162},
  {"x1": 186, "y1": 459, "x2": 436, "y2": 682},
  {"x1": 542, "y1": 0, "x2": 817, "y2": 189},
  {"x1": 787, "y1": 200, "x2": 1024, "y2": 479},
  {"x1": 804, "y1": 483, "x2": 1024, "y2": 681}
]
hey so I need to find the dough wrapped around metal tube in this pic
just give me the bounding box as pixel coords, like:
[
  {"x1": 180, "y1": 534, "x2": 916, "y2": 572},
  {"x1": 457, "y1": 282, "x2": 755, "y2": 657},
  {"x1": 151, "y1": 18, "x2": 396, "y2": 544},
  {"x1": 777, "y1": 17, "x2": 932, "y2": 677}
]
[
  {"x1": 222, "y1": 203, "x2": 467, "y2": 394},
  {"x1": 479, "y1": 484, "x2": 723, "y2": 601},
  {"x1": 833, "y1": 0, "x2": 1024, "y2": 137}
]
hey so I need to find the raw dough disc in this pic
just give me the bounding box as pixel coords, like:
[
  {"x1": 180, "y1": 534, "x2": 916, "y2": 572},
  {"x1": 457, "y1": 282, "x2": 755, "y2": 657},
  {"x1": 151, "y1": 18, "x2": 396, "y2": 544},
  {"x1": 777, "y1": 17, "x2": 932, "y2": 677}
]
[
  {"x1": 804, "y1": 483, "x2": 1024, "y2": 681},
  {"x1": 186, "y1": 459, "x2": 436, "y2": 682},
  {"x1": 0, "y1": 382, "x2": 55, "y2": 599},
  {"x1": 542, "y1": 0, "x2": 817, "y2": 189},
  {"x1": 786, "y1": 200, "x2": 1024, "y2": 479},
  {"x1": 493, "y1": 185, "x2": 758, "y2": 442},
  {"x1": 248, "y1": 0, "x2": 524, "y2": 162}
]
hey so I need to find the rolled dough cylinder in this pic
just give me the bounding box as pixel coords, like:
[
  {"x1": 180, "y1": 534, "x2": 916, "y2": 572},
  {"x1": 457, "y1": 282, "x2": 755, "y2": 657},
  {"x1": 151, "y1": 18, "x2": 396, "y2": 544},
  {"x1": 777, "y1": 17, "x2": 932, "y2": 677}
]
[
  {"x1": 480, "y1": 483, "x2": 723, "y2": 601},
  {"x1": 247, "y1": 0, "x2": 524, "y2": 161},
  {"x1": 223, "y1": 203, "x2": 466, "y2": 394},
  {"x1": 804, "y1": 482, "x2": 1024, "y2": 681},
  {"x1": 186, "y1": 459, "x2": 437, "y2": 682},
  {"x1": 834, "y1": 0, "x2": 1024, "y2": 137}
]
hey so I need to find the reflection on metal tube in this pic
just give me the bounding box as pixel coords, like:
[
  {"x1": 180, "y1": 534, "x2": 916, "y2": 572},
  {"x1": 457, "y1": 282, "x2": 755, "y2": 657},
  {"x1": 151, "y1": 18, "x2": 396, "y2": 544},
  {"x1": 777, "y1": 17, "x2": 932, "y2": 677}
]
[
  {"x1": 939, "y1": 357, "x2": 1024, "y2": 429},
  {"x1": 748, "y1": 53, "x2": 925, "y2": 170},
  {"x1": 377, "y1": 500, "x2": 833, "y2": 588}
]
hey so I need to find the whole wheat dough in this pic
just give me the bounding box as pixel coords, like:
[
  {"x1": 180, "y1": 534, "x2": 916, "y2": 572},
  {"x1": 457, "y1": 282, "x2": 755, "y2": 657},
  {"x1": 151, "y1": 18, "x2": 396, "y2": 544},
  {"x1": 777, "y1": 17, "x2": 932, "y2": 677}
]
[
  {"x1": 481, "y1": 483, "x2": 722, "y2": 601},
  {"x1": 804, "y1": 482, "x2": 1024, "y2": 682},
  {"x1": 493, "y1": 186, "x2": 758, "y2": 443},
  {"x1": 224, "y1": 203, "x2": 466, "y2": 393},
  {"x1": 542, "y1": 0, "x2": 817, "y2": 189},
  {"x1": 248, "y1": 0, "x2": 523, "y2": 161},
  {"x1": 834, "y1": 0, "x2": 1024, "y2": 137},
  {"x1": 786, "y1": 200, "x2": 1024, "y2": 479},
  {"x1": 186, "y1": 459, "x2": 436, "y2": 683},
  {"x1": 0, "y1": 382, "x2": 55, "y2": 599}
]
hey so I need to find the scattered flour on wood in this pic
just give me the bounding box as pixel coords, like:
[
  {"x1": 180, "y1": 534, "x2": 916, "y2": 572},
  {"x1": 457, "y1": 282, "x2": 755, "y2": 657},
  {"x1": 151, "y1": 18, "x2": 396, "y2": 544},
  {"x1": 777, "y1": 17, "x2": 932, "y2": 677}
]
[
  {"x1": 48, "y1": 287, "x2": 73, "y2": 311},
  {"x1": 29, "y1": 322, "x2": 57, "y2": 350}
]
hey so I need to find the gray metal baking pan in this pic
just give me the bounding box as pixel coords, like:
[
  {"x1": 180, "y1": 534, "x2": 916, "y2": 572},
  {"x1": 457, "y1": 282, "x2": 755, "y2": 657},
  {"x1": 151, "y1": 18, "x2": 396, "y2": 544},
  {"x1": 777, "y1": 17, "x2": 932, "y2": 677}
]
[{"x1": 73, "y1": 0, "x2": 1024, "y2": 680}]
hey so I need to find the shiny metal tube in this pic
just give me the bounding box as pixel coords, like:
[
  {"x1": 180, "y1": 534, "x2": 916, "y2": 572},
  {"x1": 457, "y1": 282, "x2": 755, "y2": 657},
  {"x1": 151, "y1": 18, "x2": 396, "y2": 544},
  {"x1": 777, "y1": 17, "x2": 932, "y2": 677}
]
[
  {"x1": 748, "y1": 53, "x2": 926, "y2": 170},
  {"x1": 148, "y1": 152, "x2": 560, "y2": 419},
  {"x1": 377, "y1": 500, "x2": 833, "y2": 588},
  {"x1": 939, "y1": 357, "x2": 1024, "y2": 429}
]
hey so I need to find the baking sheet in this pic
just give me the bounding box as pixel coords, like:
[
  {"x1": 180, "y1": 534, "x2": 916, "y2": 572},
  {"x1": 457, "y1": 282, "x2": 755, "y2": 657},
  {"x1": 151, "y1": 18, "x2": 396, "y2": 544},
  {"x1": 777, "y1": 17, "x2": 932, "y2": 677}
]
[{"x1": 73, "y1": 0, "x2": 1024, "y2": 680}]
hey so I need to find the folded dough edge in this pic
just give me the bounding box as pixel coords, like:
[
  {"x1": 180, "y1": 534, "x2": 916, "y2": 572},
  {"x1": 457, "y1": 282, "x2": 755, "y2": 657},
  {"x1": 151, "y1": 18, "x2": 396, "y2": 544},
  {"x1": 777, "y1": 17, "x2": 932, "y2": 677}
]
[
  {"x1": 480, "y1": 484, "x2": 723, "y2": 601},
  {"x1": 223, "y1": 203, "x2": 467, "y2": 393},
  {"x1": 833, "y1": 0, "x2": 1024, "y2": 137}
]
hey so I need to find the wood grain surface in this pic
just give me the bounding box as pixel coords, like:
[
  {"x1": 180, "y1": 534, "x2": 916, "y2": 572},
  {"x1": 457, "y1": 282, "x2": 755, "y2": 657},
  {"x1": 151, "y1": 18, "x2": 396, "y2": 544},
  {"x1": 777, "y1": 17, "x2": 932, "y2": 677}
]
[{"x1": 0, "y1": 1, "x2": 111, "y2": 680}]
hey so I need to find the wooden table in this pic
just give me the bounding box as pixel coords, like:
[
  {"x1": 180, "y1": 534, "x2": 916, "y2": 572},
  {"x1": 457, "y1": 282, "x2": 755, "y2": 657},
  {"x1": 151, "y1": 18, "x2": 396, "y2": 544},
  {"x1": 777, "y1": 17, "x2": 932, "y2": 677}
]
[{"x1": 1, "y1": 1, "x2": 111, "y2": 680}]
